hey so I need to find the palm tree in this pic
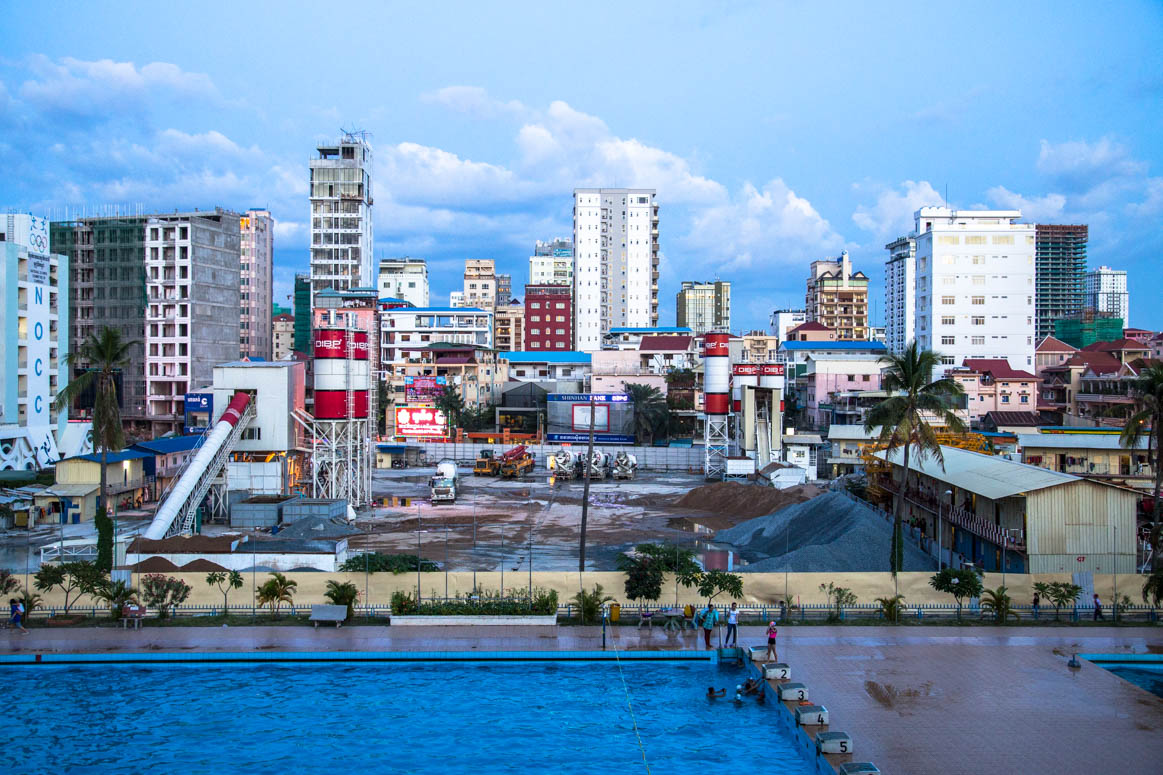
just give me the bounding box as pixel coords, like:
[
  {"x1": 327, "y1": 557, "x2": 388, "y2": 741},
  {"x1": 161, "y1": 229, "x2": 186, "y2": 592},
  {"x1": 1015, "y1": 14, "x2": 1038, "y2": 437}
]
[
  {"x1": 1121, "y1": 363, "x2": 1163, "y2": 571},
  {"x1": 624, "y1": 383, "x2": 668, "y2": 444},
  {"x1": 865, "y1": 341, "x2": 966, "y2": 597},
  {"x1": 53, "y1": 327, "x2": 131, "y2": 572},
  {"x1": 255, "y1": 572, "x2": 298, "y2": 617}
]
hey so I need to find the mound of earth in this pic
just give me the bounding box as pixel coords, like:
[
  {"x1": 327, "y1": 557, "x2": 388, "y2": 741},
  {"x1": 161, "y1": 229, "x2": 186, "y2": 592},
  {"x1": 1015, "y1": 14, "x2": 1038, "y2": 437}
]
[{"x1": 674, "y1": 481, "x2": 822, "y2": 519}]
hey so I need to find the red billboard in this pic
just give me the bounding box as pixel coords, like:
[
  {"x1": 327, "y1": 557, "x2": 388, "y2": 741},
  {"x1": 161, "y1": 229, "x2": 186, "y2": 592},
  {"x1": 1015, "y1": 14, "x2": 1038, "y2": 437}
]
[{"x1": 394, "y1": 406, "x2": 448, "y2": 437}]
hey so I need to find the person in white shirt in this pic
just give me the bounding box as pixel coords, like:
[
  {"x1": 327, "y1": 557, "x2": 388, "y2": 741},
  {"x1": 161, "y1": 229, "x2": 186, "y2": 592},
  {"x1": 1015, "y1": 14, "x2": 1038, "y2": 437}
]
[{"x1": 724, "y1": 602, "x2": 739, "y2": 646}]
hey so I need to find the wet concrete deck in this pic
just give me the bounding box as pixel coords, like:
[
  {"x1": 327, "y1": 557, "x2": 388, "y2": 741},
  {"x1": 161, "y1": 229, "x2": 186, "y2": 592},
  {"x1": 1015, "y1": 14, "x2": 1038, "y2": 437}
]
[{"x1": 4, "y1": 624, "x2": 1161, "y2": 774}]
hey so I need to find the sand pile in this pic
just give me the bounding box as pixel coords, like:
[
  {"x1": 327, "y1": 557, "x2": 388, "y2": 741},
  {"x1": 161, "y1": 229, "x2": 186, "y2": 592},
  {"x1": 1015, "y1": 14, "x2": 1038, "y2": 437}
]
[
  {"x1": 675, "y1": 481, "x2": 822, "y2": 519},
  {"x1": 715, "y1": 491, "x2": 932, "y2": 572}
]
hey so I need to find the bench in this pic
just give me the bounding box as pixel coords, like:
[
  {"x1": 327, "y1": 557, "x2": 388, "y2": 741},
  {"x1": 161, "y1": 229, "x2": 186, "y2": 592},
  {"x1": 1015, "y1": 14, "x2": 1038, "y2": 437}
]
[
  {"x1": 122, "y1": 604, "x2": 147, "y2": 630},
  {"x1": 310, "y1": 604, "x2": 348, "y2": 628}
]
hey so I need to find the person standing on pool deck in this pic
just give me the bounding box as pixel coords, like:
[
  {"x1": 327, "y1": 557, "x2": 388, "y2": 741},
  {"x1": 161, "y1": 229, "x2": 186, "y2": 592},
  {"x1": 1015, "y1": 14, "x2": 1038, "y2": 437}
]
[
  {"x1": 1093, "y1": 593, "x2": 1104, "y2": 621},
  {"x1": 10, "y1": 598, "x2": 28, "y2": 634},
  {"x1": 700, "y1": 603, "x2": 718, "y2": 648},
  {"x1": 724, "y1": 602, "x2": 739, "y2": 647},
  {"x1": 765, "y1": 621, "x2": 778, "y2": 661}
]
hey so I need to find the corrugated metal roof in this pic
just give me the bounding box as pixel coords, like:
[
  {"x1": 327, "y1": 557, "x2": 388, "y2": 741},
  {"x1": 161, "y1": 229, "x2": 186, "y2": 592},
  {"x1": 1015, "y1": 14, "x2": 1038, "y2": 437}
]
[
  {"x1": 133, "y1": 436, "x2": 202, "y2": 454},
  {"x1": 873, "y1": 445, "x2": 1078, "y2": 499},
  {"x1": 61, "y1": 450, "x2": 152, "y2": 464},
  {"x1": 41, "y1": 483, "x2": 100, "y2": 497},
  {"x1": 1017, "y1": 434, "x2": 1149, "y2": 451},
  {"x1": 608, "y1": 327, "x2": 692, "y2": 334},
  {"x1": 784, "y1": 434, "x2": 824, "y2": 445}
]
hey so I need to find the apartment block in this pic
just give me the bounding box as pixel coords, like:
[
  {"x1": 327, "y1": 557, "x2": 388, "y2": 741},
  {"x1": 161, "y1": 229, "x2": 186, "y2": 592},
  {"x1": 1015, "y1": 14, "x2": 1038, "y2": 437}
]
[
  {"x1": 769, "y1": 309, "x2": 806, "y2": 342},
  {"x1": 1034, "y1": 224, "x2": 1087, "y2": 340},
  {"x1": 913, "y1": 207, "x2": 1035, "y2": 373},
  {"x1": 493, "y1": 303, "x2": 524, "y2": 352},
  {"x1": 463, "y1": 259, "x2": 496, "y2": 311},
  {"x1": 524, "y1": 284, "x2": 573, "y2": 351},
  {"x1": 0, "y1": 214, "x2": 69, "y2": 469},
  {"x1": 293, "y1": 273, "x2": 311, "y2": 354},
  {"x1": 239, "y1": 209, "x2": 273, "y2": 359},
  {"x1": 272, "y1": 312, "x2": 295, "y2": 360},
  {"x1": 675, "y1": 280, "x2": 731, "y2": 335},
  {"x1": 806, "y1": 251, "x2": 869, "y2": 340},
  {"x1": 1085, "y1": 265, "x2": 1128, "y2": 324},
  {"x1": 572, "y1": 188, "x2": 659, "y2": 351},
  {"x1": 529, "y1": 238, "x2": 573, "y2": 287},
  {"x1": 884, "y1": 235, "x2": 916, "y2": 354},
  {"x1": 377, "y1": 257, "x2": 429, "y2": 307},
  {"x1": 495, "y1": 273, "x2": 512, "y2": 307},
  {"x1": 309, "y1": 133, "x2": 374, "y2": 308}
]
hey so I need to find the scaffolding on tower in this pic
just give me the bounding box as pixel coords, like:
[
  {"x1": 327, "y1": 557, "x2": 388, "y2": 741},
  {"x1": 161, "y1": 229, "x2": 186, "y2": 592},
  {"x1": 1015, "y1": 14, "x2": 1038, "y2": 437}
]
[{"x1": 703, "y1": 332, "x2": 731, "y2": 480}]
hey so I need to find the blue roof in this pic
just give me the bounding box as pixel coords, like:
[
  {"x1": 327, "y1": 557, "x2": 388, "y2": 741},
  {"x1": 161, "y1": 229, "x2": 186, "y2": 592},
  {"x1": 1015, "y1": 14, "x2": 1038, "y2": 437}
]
[
  {"x1": 132, "y1": 436, "x2": 203, "y2": 454},
  {"x1": 378, "y1": 297, "x2": 413, "y2": 305},
  {"x1": 501, "y1": 351, "x2": 592, "y2": 364},
  {"x1": 779, "y1": 341, "x2": 887, "y2": 352},
  {"x1": 63, "y1": 450, "x2": 152, "y2": 464},
  {"x1": 608, "y1": 327, "x2": 692, "y2": 334},
  {"x1": 390, "y1": 306, "x2": 487, "y2": 314},
  {"x1": 376, "y1": 444, "x2": 408, "y2": 452}
]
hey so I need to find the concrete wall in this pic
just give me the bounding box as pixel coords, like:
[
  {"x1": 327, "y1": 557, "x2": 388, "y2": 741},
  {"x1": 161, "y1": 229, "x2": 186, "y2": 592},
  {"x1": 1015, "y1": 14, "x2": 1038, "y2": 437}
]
[{"x1": 411, "y1": 442, "x2": 704, "y2": 472}]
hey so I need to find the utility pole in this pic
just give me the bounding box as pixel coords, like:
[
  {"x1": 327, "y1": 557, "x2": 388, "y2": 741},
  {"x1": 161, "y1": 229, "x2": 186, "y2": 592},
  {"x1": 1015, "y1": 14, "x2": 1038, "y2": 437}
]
[{"x1": 579, "y1": 395, "x2": 597, "y2": 575}]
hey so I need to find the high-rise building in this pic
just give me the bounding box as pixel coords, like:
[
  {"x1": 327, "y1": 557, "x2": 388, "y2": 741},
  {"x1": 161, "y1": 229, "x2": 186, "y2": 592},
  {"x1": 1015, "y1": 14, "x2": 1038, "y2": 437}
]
[
  {"x1": 377, "y1": 257, "x2": 429, "y2": 307},
  {"x1": 675, "y1": 280, "x2": 731, "y2": 335},
  {"x1": 308, "y1": 132, "x2": 374, "y2": 308},
  {"x1": 912, "y1": 207, "x2": 1035, "y2": 373},
  {"x1": 529, "y1": 238, "x2": 573, "y2": 286},
  {"x1": 51, "y1": 214, "x2": 148, "y2": 417},
  {"x1": 239, "y1": 209, "x2": 274, "y2": 359},
  {"x1": 1085, "y1": 265, "x2": 1129, "y2": 324},
  {"x1": 1, "y1": 214, "x2": 69, "y2": 469},
  {"x1": 805, "y1": 250, "x2": 869, "y2": 340},
  {"x1": 884, "y1": 235, "x2": 916, "y2": 354},
  {"x1": 495, "y1": 273, "x2": 512, "y2": 307},
  {"x1": 493, "y1": 302, "x2": 524, "y2": 352},
  {"x1": 272, "y1": 312, "x2": 295, "y2": 360},
  {"x1": 143, "y1": 210, "x2": 242, "y2": 436},
  {"x1": 524, "y1": 285, "x2": 573, "y2": 351},
  {"x1": 449, "y1": 291, "x2": 465, "y2": 307},
  {"x1": 1034, "y1": 224, "x2": 1087, "y2": 340},
  {"x1": 463, "y1": 259, "x2": 496, "y2": 311},
  {"x1": 293, "y1": 273, "x2": 311, "y2": 355},
  {"x1": 769, "y1": 309, "x2": 806, "y2": 342},
  {"x1": 572, "y1": 188, "x2": 659, "y2": 351}
]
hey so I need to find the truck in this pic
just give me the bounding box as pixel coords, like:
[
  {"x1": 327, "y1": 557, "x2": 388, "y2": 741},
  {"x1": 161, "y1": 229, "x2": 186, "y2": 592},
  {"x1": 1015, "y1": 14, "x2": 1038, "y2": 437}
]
[
  {"x1": 430, "y1": 459, "x2": 459, "y2": 504},
  {"x1": 473, "y1": 449, "x2": 501, "y2": 476},
  {"x1": 585, "y1": 450, "x2": 609, "y2": 480},
  {"x1": 612, "y1": 451, "x2": 638, "y2": 480},
  {"x1": 550, "y1": 448, "x2": 579, "y2": 480},
  {"x1": 499, "y1": 445, "x2": 535, "y2": 479}
]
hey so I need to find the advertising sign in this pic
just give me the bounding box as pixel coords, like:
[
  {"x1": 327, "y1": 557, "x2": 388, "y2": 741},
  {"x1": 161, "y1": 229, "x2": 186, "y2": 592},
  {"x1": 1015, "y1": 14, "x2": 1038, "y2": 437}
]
[
  {"x1": 546, "y1": 393, "x2": 635, "y2": 444},
  {"x1": 395, "y1": 405, "x2": 448, "y2": 437},
  {"x1": 28, "y1": 255, "x2": 49, "y2": 286},
  {"x1": 183, "y1": 392, "x2": 213, "y2": 435},
  {"x1": 405, "y1": 375, "x2": 447, "y2": 403}
]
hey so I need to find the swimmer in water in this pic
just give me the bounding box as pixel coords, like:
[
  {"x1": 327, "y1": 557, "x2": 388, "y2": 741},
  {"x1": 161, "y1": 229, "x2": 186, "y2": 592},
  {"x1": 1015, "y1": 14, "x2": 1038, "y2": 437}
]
[
  {"x1": 742, "y1": 678, "x2": 762, "y2": 696},
  {"x1": 706, "y1": 687, "x2": 727, "y2": 699}
]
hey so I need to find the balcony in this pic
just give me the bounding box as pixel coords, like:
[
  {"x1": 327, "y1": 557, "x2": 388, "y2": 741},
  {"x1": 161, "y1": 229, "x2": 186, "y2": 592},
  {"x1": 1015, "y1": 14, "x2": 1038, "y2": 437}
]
[{"x1": 879, "y1": 479, "x2": 1026, "y2": 551}]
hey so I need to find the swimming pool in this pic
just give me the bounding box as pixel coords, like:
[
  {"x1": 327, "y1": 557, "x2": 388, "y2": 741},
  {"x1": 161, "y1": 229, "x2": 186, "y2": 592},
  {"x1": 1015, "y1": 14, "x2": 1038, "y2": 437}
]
[
  {"x1": 1083, "y1": 654, "x2": 1163, "y2": 700},
  {"x1": 6, "y1": 659, "x2": 815, "y2": 775}
]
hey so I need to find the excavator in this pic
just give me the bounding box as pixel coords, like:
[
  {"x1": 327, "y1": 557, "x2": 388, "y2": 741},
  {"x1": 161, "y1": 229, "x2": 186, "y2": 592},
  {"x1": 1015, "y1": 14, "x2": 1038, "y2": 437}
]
[
  {"x1": 499, "y1": 445, "x2": 535, "y2": 479},
  {"x1": 473, "y1": 449, "x2": 501, "y2": 476}
]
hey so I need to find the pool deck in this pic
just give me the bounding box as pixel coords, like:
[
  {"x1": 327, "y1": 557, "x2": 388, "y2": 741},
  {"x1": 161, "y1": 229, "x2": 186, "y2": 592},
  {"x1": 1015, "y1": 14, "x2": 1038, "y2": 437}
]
[{"x1": 4, "y1": 623, "x2": 1162, "y2": 774}]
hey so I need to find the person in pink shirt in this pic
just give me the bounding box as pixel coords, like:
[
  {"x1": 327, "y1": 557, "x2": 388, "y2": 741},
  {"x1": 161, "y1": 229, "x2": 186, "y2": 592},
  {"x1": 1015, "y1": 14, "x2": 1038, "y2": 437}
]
[{"x1": 765, "y1": 621, "x2": 778, "y2": 661}]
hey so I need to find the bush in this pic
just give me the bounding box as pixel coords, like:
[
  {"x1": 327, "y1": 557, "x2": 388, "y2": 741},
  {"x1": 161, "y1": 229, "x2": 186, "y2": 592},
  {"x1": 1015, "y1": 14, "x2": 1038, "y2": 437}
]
[
  {"x1": 391, "y1": 587, "x2": 558, "y2": 617},
  {"x1": 572, "y1": 585, "x2": 614, "y2": 624},
  {"x1": 339, "y1": 553, "x2": 440, "y2": 574},
  {"x1": 324, "y1": 580, "x2": 360, "y2": 621},
  {"x1": 141, "y1": 574, "x2": 192, "y2": 619}
]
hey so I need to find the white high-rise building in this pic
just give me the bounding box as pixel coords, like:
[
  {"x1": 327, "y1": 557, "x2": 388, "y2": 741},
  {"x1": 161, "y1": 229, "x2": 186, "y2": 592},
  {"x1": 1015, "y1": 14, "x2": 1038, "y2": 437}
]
[
  {"x1": 239, "y1": 209, "x2": 273, "y2": 359},
  {"x1": 572, "y1": 188, "x2": 659, "y2": 351},
  {"x1": 884, "y1": 235, "x2": 916, "y2": 354},
  {"x1": 1085, "y1": 265, "x2": 1129, "y2": 324},
  {"x1": 463, "y1": 259, "x2": 496, "y2": 311},
  {"x1": 529, "y1": 238, "x2": 573, "y2": 286},
  {"x1": 378, "y1": 257, "x2": 429, "y2": 307},
  {"x1": 309, "y1": 133, "x2": 374, "y2": 309},
  {"x1": 769, "y1": 309, "x2": 806, "y2": 342},
  {"x1": 913, "y1": 207, "x2": 1035, "y2": 374}
]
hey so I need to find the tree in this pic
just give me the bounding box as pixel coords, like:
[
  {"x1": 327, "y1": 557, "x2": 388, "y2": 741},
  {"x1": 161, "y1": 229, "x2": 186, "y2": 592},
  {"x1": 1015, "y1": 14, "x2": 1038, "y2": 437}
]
[
  {"x1": 865, "y1": 341, "x2": 966, "y2": 595},
  {"x1": 876, "y1": 594, "x2": 906, "y2": 623},
  {"x1": 338, "y1": 553, "x2": 438, "y2": 573},
  {"x1": 435, "y1": 384, "x2": 465, "y2": 430},
  {"x1": 53, "y1": 327, "x2": 132, "y2": 571},
  {"x1": 1121, "y1": 363, "x2": 1163, "y2": 571},
  {"x1": 324, "y1": 580, "x2": 360, "y2": 621},
  {"x1": 930, "y1": 568, "x2": 984, "y2": 621},
  {"x1": 678, "y1": 568, "x2": 744, "y2": 606},
  {"x1": 1142, "y1": 570, "x2": 1163, "y2": 612},
  {"x1": 93, "y1": 580, "x2": 138, "y2": 620},
  {"x1": 34, "y1": 561, "x2": 105, "y2": 613},
  {"x1": 819, "y1": 582, "x2": 857, "y2": 621},
  {"x1": 1047, "y1": 581, "x2": 1083, "y2": 621},
  {"x1": 620, "y1": 555, "x2": 664, "y2": 610},
  {"x1": 627, "y1": 543, "x2": 700, "y2": 606},
  {"x1": 255, "y1": 572, "x2": 297, "y2": 617},
  {"x1": 624, "y1": 383, "x2": 669, "y2": 444},
  {"x1": 140, "y1": 574, "x2": 192, "y2": 619},
  {"x1": 206, "y1": 570, "x2": 244, "y2": 614},
  {"x1": 0, "y1": 569, "x2": 20, "y2": 596},
  {"x1": 572, "y1": 584, "x2": 614, "y2": 624},
  {"x1": 981, "y1": 586, "x2": 1019, "y2": 624}
]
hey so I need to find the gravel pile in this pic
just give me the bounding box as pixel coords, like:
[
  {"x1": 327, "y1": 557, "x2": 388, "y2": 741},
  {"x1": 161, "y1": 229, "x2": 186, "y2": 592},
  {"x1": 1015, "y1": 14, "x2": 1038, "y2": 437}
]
[
  {"x1": 675, "y1": 481, "x2": 823, "y2": 519},
  {"x1": 714, "y1": 491, "x2": 932, "y2": 572}
]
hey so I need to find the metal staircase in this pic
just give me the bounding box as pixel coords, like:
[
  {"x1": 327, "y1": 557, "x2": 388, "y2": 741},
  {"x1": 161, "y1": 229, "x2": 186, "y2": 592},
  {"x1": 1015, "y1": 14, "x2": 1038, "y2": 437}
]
[{"x1": 165, "y1": 400, "x2": 256, "y2": 537}]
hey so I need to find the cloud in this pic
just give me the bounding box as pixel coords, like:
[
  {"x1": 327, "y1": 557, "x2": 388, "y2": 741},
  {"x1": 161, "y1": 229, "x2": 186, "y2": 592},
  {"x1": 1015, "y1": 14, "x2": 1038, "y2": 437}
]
[
  {"x1": 984, "y1": 186, "x2": 1066, "y2": 221},
  {"x1": 379, "y1": 141, "x2": 524, "y2": 208},
  {"x1": 18, "y1": 55, "x2": 217, "y2": 117},
  {"x1": 421, "y1": 86, "x2": 528, "y2": 119},
  {"x1": 1036, "y1": 137, "x2": 1146, "y2": 191},
  {"x1": 851, "y1": 180, "x2": 943, "y2": 241}
]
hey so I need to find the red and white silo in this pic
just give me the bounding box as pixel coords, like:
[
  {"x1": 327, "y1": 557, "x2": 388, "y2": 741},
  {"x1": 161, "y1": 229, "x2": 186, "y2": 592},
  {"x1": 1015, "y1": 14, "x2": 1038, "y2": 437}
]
[
  {"x1": 732, "y1": 364, "x2": 759, "y2": 413},
  {"x1": 759, "y1": 363, "x2": 785, "y2": 390},
  {"x1": 313, "y1": 328, "x2": 370, "y2": 420},
  {"x1": 703, "y1": 332, "x2": 731, "y2": 479}
]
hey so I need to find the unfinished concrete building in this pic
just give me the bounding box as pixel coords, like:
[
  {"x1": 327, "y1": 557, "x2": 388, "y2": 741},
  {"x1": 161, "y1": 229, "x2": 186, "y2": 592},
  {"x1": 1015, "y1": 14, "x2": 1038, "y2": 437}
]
[
  {"x1": 309, "y1": 133, "x2": 374, "y2": 309},
  {"x1": 240, "y1": 209, "x2": 274, "y2": 359}
]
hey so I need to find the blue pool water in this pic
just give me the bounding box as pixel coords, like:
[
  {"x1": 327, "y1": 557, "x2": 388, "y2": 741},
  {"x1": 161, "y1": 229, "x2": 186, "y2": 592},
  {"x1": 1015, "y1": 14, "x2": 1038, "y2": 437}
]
[
  {"x1": 1093, "y1": 663, "x2": 1163, "y2": 700},
  {"x1": 6, "y1": 660, "x2": 814, "y2": 775}
]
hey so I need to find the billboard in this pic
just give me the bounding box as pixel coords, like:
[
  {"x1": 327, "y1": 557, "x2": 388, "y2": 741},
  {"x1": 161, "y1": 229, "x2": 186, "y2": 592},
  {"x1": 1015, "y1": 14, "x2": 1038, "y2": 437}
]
[
  {"x1": 184, "y1": 392, "x2": 213, "y2": 435},
  {"x1": 546, "y1": 393, "x2": 635, "y2": 444},
  {"x1": 405, "y1": 375, "x2": 447, "y2": 403},
  {"x1": 394, "y1": 405, "x2": 448, "y2": 437}
]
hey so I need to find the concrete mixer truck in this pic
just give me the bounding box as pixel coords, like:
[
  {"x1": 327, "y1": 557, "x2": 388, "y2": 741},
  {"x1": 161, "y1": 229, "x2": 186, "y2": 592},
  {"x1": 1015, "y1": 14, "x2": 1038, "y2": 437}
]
[
  {"x1": 612, "y1": 451, "x2": 638, "y2": 480},
  {"x1": 430, "y1": 459, "x2": 459, "y2": 504},
  {"x1": 585, "y1": 450, "x2": 610, "y2": 480},
  {"x1": 550, "y1": 448, "x2": 579, "y2": 480}
]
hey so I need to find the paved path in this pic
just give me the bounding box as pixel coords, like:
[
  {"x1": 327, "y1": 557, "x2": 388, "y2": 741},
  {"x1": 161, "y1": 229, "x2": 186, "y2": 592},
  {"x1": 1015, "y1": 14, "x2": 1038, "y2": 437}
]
[{"x1": 4, "y1": 624, "x2": 1161, "y2": 774}]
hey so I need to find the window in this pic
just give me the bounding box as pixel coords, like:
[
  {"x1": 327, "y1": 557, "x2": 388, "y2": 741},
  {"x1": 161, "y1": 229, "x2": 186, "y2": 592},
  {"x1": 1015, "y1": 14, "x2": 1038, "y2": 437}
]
[
  {"x1": 942, "y1": 276, "x2": 956, "y2": 285},
  {"x1": 971, "y1": 336, "x2": 985, "y2": 345},
  {"x1": 972, "y1": 316, "x2": 985, "y2": 325},
  {"x1": 972, "y1": 296, "x2": 985, "y2": 305},
  {"x1": 939, "y1": 235, "x2": 960, "y2": 245},
  {"x1": 942, "y1": 256, "x2": 955, "y2": 265},
  {"x1": 941, "y1": 336, "x2": 955, "y2": 345},
  {"x1": 941, "y1": 296, "x2": 955, "y2": 305},
  {"x1": 992, "y1": 235, "x2": 1014, "y2": 245},
  {"x1": 972, "y1": 255, "x2": 985, "y2": 265},
  {"x1": 530, "y1": 328, "x2": 540, "y2": 335},
  {"x1": 531, "y1": 303, "x2": 540, "y2": 309},
  {"x1": 966, "y1": 235, "x2": 987, "y2": 245},
  {"x1": 972, "y1": 275, "x2": 985, "y2": 285},
  {"x1": 1020, "y1": 395, "x2": 1029, "y2": 403},
  {"x1": 941, "y1": 316, "x2": 955, "y2": 326},
  {"x1": 241, "y1": 427, "x2": 262, "y2": 440},
  {"x1": 847, "y1": 374, "x2": 856, "y2": 382},
  {"x1": 940, "y1": 356, "x2": 955, "y2": 365},
  {"x1": 1001, "y1": 395, "x2": 1010, "y2": 404}
]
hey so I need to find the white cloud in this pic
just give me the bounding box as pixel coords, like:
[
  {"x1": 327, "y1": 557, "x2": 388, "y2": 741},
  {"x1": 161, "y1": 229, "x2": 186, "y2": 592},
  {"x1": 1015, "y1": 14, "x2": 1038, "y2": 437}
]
[
  {"x1": 379, "y1": 142, "x2": 524, "y2": 207},
  {"x1": 1128, "y1": 177, "x2": 1163, "y2": 218},
  {"x1": 851, "y1": 180, "x2": 943, "y2": 241},
  {"x1": 1036, "y1": 137, "x2": 1146, "y2": 190},
  {"x1": 984, "y1": 186, "x2": 1066, "y2": 221},
  {"x1": 18, "y1": 55, "x2": 218, "y2": 115},
  {"x1": 274, "y1": 220, "x2": 305, "y2": 241},
  {"x1": 421, "y1": 86, "x2": 527, "y2": 119}
]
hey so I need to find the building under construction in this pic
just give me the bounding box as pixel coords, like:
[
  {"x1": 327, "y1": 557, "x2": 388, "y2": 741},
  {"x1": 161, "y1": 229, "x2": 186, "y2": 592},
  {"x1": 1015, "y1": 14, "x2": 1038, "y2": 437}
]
[{"x1": 1034, "y1": 224, "x2": 1088, "y2": 340}]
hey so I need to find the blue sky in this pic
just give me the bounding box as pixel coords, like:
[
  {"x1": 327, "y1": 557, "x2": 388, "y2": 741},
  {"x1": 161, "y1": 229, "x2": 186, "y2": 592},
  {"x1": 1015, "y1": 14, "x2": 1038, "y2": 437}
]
[{"x1": 2, "y1": 1, "x2": 1161, "y2": 330}]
